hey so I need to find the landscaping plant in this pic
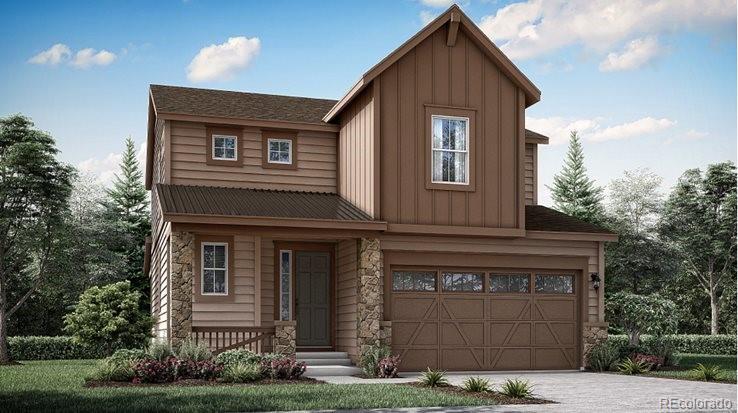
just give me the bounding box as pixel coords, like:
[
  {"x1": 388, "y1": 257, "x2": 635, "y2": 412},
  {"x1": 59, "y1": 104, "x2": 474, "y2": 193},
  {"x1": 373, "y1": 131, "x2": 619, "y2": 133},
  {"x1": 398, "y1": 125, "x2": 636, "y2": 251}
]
[
  {"x1": 220, "y1": 362, "x2": 264, "y2": 383},
  {"x1": 632, "y1": 353, "x2": 664, "y2": 370},
  {"x1": 691, "y1": 363, "x2": 722, "y2": 381},
  {"x1": 461, "y1": 377, "x2": 491, "y2": 393},
  {"x1": 499, "y1": 378, "x2": 534, "y2": 399},
  {"x1": 644, "y1": 336, "x2": 677, "y2": 366},
  {"x1": 110, "y1": 349, "x2": 149, "y2": 363},
  {"x1": 616, "y1": 358, "x2": 651, "y2": 375},
  {"x1": 588, "y1": 342, "x2": 621, "y2": 372},
  {"x1": 360, "y1": 342, "x2": 391, "y2": 377},
  {"x1": 377, "y1": 355, "x2": 401, "y2": 378},
  {"x1": 147, "y1": 340, "x2": 174, "y2": 361},
  {"x1": 418, "y1": 368, "x2": 448, "y2": 387},
  {"x1": 262, "y1": 356, "x2": 306, "y2": 380},
  {"x1": 88, "y1": 358, "x2": 135, "y2": 382},
  {"x1": 215, "y1": 349, "x2": 262, "y2": 367},
  {"x1": 606, "y1": 292, "x2": 678, "y2": 347},
  {"x1": 132, "y1": 357, "x2": 177, "y2": 383},
  {"x1": 176, "y1": 339, "x2": 212, "y2": 362}
]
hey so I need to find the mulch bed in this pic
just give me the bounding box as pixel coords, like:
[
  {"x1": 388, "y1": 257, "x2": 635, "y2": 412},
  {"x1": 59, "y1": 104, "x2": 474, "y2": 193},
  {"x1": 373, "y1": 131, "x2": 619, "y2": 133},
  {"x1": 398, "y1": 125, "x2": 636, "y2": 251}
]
[
  {"x1": 405, "y1": 382, "x2": 554, "y2": 405},
  {"x1": 85, "y1": 377, "x2": 324, "y2": 388}
]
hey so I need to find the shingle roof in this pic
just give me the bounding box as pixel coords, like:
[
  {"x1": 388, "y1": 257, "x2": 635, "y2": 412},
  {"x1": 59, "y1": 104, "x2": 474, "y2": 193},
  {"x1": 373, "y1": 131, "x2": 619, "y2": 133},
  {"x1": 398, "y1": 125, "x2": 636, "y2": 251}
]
[
  {"x1": 150, "y1": 84, "x2": 338, "y2": 125},
  {"x1": 525, "y1": 205, "x2": 614, "y2": 234},
  {"x1": 156, "y1": 184, "x2": 374, "y2": 222}
]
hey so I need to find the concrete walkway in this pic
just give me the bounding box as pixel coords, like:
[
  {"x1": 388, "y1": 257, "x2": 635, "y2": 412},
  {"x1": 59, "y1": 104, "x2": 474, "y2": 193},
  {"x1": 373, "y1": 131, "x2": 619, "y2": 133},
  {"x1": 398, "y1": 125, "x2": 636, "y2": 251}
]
[{"x1": 303, "y1": 370, "x2": 737, "y2": 412}]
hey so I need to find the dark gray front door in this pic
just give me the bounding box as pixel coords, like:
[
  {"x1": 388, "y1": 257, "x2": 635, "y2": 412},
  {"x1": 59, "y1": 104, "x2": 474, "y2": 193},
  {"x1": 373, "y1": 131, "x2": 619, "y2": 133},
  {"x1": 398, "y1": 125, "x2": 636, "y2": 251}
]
[{"x1": 295, "y1": 251, "x2": 330, "y2": 347}]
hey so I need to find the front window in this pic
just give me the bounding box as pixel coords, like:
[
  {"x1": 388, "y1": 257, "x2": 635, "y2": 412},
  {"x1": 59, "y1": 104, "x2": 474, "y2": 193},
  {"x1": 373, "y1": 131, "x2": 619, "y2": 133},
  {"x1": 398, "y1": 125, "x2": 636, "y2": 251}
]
[
  {"x1": 442, "y1": 272, "x2": 483, "y2": 292},
  {"x1": 213, "y1": 135, "x2": 237, "y2": 160},
  {"x1": 202, "y1": 243, "x2": 227, "y2": 295},
  {"x1": 268, "y1": 138, "x2": 292, "y2": 164},
  {"x1": 280, "y1": 250, "x2": 292, "y2": 321},
  {"x1": 432, "y1": 115, "x2": 469, "y2": 184}
]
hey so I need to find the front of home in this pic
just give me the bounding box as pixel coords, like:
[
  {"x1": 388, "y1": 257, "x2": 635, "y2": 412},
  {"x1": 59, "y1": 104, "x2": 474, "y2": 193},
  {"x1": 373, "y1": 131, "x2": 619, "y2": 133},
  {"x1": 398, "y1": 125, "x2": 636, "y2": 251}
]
[{"x1": 144, "y1": 5, "x2": 615, "y2": 371}]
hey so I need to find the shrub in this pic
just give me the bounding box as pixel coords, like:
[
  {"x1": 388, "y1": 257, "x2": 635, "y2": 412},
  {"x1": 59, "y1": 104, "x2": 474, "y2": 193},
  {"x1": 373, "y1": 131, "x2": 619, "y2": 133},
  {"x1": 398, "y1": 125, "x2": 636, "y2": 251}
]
[
  {"x1": 606, "y1": 292, "x2": 677, "y2": 347},
  {"x1": 607, "y1": 334, "x2": 736, "y2": 356},
  {"x1": 221, "y1": 362, "x2": 263, "y2": 383},
  {"x1": 215, "y1": 349, "x2": 261, "y2": 367},
  {"x1": 147, "y1": 340, "x2": 174, "y2": 361},
  {"x1": 643, "y1": 336, "x2": 677, "y2": 366},
  {"x1": 377, "y1": 355, "x2": 401, "y2": 378},
  {"x1": 588, "y1": 342, "x2": 621, "y2": 372},
  {"x1": 176, "y1": 339, "x2": 212, "y2": 362},
  {"x1": 418, "y1": 368, "x2": 448, "y2": 387},
  {"x1": 7, "y1": 336, "x2": 105, "y2": 360},
  {"x1": 262, "y1": 356, "x2": 306, "y2": 380},
  {"x1": 173, "y1": 359, "x2": 222, "y2": 381},
  {"x1": 110, "y1": 349, "x2": 149, "y2": 363},
  {"x1": 499, "y1": 378, "x2": 533, "y2": 399},
  {"x1": 360, "y1": 342, "x2": 391, "y2": 377},
  {"x1": 691, "y1": 363, "x2": 722, "y2": 381},
  {"x1": 63, "y1": 281, "x2": 154, "y2": 355},
  {"x1": 631, "y1": 353, "x2": 664, "y2": 370},
  {"x1": 461, "y1": 377, "x2": 491, "y2": 393},
  {"x1": 88, "y1": 358, "x2": 135, "y2": 382},
  {"x1": 132, "y1": 357, "x2": 176, "y2": 383},
  {"x1": 616, "y1": 358, "x2": 651, "y2": 375}
]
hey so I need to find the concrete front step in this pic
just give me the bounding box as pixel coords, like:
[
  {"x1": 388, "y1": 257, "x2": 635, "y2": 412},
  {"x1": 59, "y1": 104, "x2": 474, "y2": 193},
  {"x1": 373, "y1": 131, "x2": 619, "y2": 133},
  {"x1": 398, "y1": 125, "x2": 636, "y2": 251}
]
[
  {"x1": 296, "y1": 351, "x2": 348, "y2": 359},
  {"x1": 299, "y1": 358, "x2": 353, "y2": 366},
  {"x1": 304, "y1": 365, "x2": 363, "y2": 376}
]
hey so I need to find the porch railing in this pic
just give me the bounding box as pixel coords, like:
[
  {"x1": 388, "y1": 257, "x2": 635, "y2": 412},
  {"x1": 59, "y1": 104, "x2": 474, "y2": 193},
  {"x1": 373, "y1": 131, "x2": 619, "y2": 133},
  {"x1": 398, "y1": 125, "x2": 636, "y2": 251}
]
[{"x1": 191, "y1": 326, "x2": 275, "y2": 355}]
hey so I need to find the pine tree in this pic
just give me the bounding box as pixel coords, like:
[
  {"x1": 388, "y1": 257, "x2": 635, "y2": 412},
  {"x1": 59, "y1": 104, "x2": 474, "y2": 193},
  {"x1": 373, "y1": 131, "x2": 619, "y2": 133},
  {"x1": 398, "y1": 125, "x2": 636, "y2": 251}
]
[
  {"x1": 548, "y1": 131, "x2": 605, "y2": 224},
  {"x1": 104, "y1": 137, "x2": 150, "y2": 309}
]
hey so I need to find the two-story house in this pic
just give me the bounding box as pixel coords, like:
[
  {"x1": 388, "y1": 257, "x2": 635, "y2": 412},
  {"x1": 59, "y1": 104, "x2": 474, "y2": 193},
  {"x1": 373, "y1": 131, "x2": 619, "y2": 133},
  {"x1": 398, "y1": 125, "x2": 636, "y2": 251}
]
[{"x1": 145, "y1": 4, "x2": 615, "y2": 372}]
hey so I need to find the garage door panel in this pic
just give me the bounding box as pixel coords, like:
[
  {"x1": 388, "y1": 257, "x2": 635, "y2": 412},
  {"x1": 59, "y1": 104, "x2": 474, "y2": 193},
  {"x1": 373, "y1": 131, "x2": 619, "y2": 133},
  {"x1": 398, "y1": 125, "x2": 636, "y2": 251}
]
[
  {"x1": 490, "y1": 297, "x2": 530, "y2": 319},
  {"x1": 534, "y1": 298, "x2": 576, "y2": 321},
  {"x1": 441, "y1": 348, "x2": 484, "y2": 370},
  {"x1": 535, "y1": 322, "x2": 576, "y2": 346},
  {"x1": 489, "y1": 323, "x2": 514, "y2": 346},
  {"x1": 441, "y1": 297, "x2": 485, "y2": 319},
  {"x1": 492, "y1": 348, "x2": 532, "y2": 370},
  {"x1": 400, "y1": 349, "x2": 438, "y2": 371},
  {"x1": 534, "y1": 348, "x2": 576, "y2": 369},
  {"x1": 392, "y1": 296, "x2": 437, "y2": 320},
  {"x1": 505, "y1": 323, "x2": 532, "y2": 346},
  {"x1": 441, "y1": 322, "x2": 484, "y2": 346},
  {"x1": 393, "y1": 321, "x2": 438, "y2": 346}
]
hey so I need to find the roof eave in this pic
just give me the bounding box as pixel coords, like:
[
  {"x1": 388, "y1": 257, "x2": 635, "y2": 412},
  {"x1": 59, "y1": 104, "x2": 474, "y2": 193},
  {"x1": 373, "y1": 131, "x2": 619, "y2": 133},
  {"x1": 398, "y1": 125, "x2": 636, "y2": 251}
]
[
  {"x1": 163, "y1": 212, "x2": 388, "y2": 231},
  {"x1": 525, "y1": 230, "x2": 618, "y2": 242},
  {"x1": 157, "y1": 111, "x2": 340, "y2": 133}
]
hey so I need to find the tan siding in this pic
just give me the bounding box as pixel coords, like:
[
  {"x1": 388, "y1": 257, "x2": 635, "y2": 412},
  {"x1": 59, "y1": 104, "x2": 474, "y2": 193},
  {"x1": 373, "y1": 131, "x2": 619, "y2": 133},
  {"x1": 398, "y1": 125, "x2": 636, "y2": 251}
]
[
  {"x1": 336, "y1": 239, "x2": 358, "y2": 361},
  {"x1": 169, "y1": 121, "x2": 337, "y2": 192},
  {"x1": 524, "y1": 143, "x2": 537, "y2": 205},
  {"x1": 261, "y1": 237, "x2": 275, "y2": 327},
  {"x1": 378, "y1": 27, "x2": 523, "y2": 228},
  {"x1": 150, "y1": 223, "x2": 170, "y2": 339},
  {"x1": 338, "y1": 88, "x2": 375, "y2": 217}
]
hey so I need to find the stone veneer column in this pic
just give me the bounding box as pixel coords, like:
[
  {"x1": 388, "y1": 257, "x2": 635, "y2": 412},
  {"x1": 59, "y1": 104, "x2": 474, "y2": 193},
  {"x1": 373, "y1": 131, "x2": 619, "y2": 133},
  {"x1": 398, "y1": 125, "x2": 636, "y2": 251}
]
[
  {"x1": 169, "y1": 231, "x2": 194, "y2": 346},
  {"x1": 357, "y1": 238, "x2": 384, "y2": 355},
  {"x1": 583, "y1": 322, "x2": 609, "y2": 367},
  {"x1": 274, "y1": 320, "x2": 297, "y2": 355}
]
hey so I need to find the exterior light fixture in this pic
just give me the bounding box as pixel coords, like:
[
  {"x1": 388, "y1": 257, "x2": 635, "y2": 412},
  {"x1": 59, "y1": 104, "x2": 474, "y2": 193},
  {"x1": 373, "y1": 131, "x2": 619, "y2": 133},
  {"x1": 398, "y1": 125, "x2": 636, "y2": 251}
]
[{"x1": 590, "y1": 273, "x2": 601, "y2": 290}]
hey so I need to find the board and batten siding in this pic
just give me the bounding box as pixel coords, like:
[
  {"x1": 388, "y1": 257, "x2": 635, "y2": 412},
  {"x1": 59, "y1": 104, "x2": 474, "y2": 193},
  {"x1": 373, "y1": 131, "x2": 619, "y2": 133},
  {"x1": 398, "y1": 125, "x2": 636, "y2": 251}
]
[
  {"x1": 336, "y1": 239, "x2": 359, "y2": 361},
  {"x1": 378, "y1": 26, "x2": 524, "y2": 228},
  {"x1": 338, "y1": 88, "x2": 376, "y2": 217},
  {"x1": 524, "y1": 143, "x2": 537, "y2": 205},
  {"x1": 168, "y1": 121, "x2": 337, "y2": 192}
]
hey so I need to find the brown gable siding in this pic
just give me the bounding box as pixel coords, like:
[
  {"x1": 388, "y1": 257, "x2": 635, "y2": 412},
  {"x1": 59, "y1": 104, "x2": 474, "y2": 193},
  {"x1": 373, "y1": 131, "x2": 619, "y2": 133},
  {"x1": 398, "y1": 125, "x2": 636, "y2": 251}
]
[
  {"x1": 338, "y1": 87, "x2": 376, "y2": 217},
  {"x1": 336, "y1": 239, "x2": 359, "y2": 361},
  {"x1": 524, "y1": 143, "x2": 537, "y2": 205},
  {"x1": 378, "y1": 26, "x2": 524, "y2": 229}
]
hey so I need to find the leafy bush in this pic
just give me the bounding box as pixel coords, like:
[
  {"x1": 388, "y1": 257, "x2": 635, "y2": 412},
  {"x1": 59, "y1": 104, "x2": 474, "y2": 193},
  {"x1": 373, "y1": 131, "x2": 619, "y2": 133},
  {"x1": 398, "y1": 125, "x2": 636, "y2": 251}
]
[
  {"x1": 588, "y1": 342, "x2": 621, "y2": 372},
  {"x1": 418, "y1": 368, "x2": 448, "y2": 387},
  {"x1": 377, "y1": 355, "x2": 401, "y2": 378},
  {"x1": 147, "y1": 340, "x2": 174, "y2": 361},
  {"x1": 631, "y1": 353, "x2": 664, "y2": 370},
  {"x1": 176, "y1": 339, "x2": 212, "y2": 362},
  {"x1": 262, "y1": 356, "x2": 306, "y2": 380},
  {"x1": 643, "y1": 336, "x2": 677, "y2": 366},
  {"x1": 88, "y1": 358, "x2": 135, "y2": 382},
  {"x1": 7, "y1": 336, "x2": 105, "y2": 360},
  {"x1": 499, "y1": 378, "x2": 533, "y2": 398},
  {"x1": 220, "y1": 362, "x2": 263, "y2": 383},
  {"x1": 360, "y1": 343, "x2": 391, "y2": 377},
  {"x1": 691, "y1": 363, "x2": 722, "y2": 381},
  {"x1": 172, "y1": 359, "x2": 222, "y2": 380},
  {"x1": 110, "y1": 349, "x2": 149, "y2": 363},
  {"x1": 616, "y1": 358, "x2": 651, "y2": 375},
  {"x1": 132, "y1": 357, "x2": 176, "y2": 383},
  {"x1": 608, "y1": 334, "x2": 736, "y2": 356},
  {"x1": 606, "y1": 292, "x2": 677, "y2": 347},
  {"x1": 215, "y1": 349, "x2": 261, "y2": 367},
  {"x1": 63, "y1": 281, "x2": 154, "y2": 355},
  {"x1": 461, "y1": 377, "x2": 491, "y2": 393}
]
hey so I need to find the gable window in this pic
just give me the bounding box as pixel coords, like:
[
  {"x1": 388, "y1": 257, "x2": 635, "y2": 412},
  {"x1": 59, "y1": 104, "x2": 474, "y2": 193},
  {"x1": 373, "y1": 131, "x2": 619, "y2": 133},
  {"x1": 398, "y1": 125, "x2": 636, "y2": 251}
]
[
  {"x1": 432, "y1": 116, "x2": 469, "y2": 184},
  {"x1": 213, "y1": 135, "x2": 237, "y2": 160},
  {"x1": 202, "y1": 243, "x2": 228, "y2": 295},
  {"x1": 268, "y1": 138, "x2": 292, "y2": 164},
  {"x1": 206, "y1": 127, "x2": 242, "y2": 167}
]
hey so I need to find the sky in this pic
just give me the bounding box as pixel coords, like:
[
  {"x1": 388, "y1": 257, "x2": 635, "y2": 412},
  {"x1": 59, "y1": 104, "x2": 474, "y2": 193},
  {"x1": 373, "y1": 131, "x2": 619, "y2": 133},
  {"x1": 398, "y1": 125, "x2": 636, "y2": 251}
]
[{"x1": 0, "y1": 0, "x2": 736, "y2": 206}]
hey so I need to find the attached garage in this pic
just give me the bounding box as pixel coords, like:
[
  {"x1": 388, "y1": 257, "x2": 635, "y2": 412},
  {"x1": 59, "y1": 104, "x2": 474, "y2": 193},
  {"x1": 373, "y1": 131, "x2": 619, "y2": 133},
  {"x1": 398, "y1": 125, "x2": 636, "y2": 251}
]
[{"x1": 390, "y1": 267, "x2": 580, "y2": 371}]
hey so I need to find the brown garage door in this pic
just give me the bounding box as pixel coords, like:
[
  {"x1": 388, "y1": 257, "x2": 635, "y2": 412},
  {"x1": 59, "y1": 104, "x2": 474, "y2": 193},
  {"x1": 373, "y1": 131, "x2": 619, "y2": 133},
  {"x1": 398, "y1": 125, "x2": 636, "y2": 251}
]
[{"x1": 391, "y1": 269, "x2": 579, "y2": 371}]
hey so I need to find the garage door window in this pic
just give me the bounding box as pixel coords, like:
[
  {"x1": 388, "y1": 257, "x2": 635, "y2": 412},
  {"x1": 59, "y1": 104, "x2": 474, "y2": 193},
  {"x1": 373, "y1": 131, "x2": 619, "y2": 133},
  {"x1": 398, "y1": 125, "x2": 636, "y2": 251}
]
[
  {"x1": 393, "y1": 271, "x2": 437, "y2": 291},
  {"x1": 490, "y1": 273, "x2": 530, "y2": 293},
  {"x1": 535, "y1": 274, "x2": 574, "y2": 294},
  {"x1": 442, "y1": 272, "x2": 483, "y2": 292}
]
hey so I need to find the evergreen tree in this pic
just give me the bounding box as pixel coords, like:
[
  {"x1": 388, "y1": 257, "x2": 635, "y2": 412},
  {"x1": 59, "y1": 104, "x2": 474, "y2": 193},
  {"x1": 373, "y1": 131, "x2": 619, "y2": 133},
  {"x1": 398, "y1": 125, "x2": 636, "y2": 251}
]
[
  {"x1": 104, "y1": 137, "x2": 150, "y2": 309},
  {"x1": 548, "y1": 131, "x2": 605, "y2": 224}
]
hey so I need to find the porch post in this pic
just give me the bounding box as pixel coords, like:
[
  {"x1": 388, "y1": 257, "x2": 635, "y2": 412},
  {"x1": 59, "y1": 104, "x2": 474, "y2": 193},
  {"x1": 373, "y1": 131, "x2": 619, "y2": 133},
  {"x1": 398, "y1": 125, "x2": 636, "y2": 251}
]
[
  {"x1": 357, "y1": 238, "x2": 384, "y2": 355},
  {"x1": 169, "y1": 231, "x2": 194, "y2": 346},
  {"x1": 274, "y1": 320, "x2": 297, "y2": 355},
  {"x1": 583, "y1": 322, "x2": 609, "y2": 367}
]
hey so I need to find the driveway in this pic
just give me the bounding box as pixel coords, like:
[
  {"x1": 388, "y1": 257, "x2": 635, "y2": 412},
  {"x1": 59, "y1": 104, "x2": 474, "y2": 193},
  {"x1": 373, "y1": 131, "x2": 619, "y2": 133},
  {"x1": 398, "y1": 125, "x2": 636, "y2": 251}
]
[{"x1": 313, "y1": 371, "x2": 737, "y2": 412}]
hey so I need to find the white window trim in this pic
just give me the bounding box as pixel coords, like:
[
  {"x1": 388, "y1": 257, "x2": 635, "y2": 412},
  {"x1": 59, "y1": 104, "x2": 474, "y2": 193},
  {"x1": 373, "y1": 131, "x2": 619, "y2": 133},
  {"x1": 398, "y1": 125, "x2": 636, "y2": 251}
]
[
  {"x1": 267, "y1": 138, "x2": 293, "y2": 164},
  {"x1": 431, "y1": 115, "x2": 470, "y2": 185},
  {"x1": 201, "y1": 242, "x2": 228, "y2": 296},
  {"x1": 279, "y1": 250, "x2": 292, "y2": 321},
  {"x1": 212, "y1": 134, "x2": 238, "y2": 161}
]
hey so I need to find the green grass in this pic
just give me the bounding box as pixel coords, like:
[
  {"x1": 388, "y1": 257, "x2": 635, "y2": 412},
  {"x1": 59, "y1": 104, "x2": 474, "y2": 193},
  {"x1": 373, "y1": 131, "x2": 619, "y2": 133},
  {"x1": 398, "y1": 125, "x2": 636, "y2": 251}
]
[
  {"x1": 0, "y1": 360, "x2": 490, "y2": 412},
  {"x1": 647, "y1": 354, "x2": 737, "y2": 383}
]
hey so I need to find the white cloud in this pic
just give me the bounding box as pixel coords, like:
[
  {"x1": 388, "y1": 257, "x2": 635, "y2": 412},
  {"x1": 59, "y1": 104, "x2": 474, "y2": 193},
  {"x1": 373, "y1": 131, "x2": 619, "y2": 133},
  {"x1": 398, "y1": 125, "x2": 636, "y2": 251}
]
[
  {"x1": 420, "y1": 10, "x2": 440, "y2": 25},
  {"x1": 187, "y1": 36, "x2": 261, "y2": 83},
  {"x1": 479, "y1": 0, "x2": 736, "y2": 60},
  {"x1": 527, "y1": 115, "x2": 676, "y2": 144},
  {"x1": 70, "y1": 48, "x2": 117, "y2": 69},
  {"x1": 419, "y1": 0, "x2": 455, "y2": 7},
  {"x1": 599, "y1": 36, "x2": 662, "y2": 71},
  {"x1": 685, "y1": 129, "x2": 709, "y2": 140},
  {"x1": 77, "y1": 141, "x2": 146, "y2": 185},
  {"x1": 28, "y1": 43, "x2": 71, "y2": 65}
]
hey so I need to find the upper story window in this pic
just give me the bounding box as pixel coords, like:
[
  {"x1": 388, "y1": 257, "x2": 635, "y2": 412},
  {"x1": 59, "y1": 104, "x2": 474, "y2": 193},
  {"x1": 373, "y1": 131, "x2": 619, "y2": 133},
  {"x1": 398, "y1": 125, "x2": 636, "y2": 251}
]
[
  {"x1": 202, "y1": 242, "x2": 228, "y2": 295},
  {"x1": 268, "y1": 138, "x2": 292, "y2": 164},
  {"x1": 213, "y1": 135, "x2": 237, "y2": 160},
  {"x1": 432, "y1": 115, "x2": 469, "y2": 185}
]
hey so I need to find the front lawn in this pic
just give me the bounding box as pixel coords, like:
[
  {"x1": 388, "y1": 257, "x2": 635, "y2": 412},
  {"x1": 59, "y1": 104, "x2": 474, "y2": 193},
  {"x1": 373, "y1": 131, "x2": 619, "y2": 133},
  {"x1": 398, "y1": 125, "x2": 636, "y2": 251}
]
[
  {"x1": 0, "y1": 360, "x2": 490, "y2": 412},
  {"x1": 647, "y1": 353, "x2": 737, "y2": 383}
]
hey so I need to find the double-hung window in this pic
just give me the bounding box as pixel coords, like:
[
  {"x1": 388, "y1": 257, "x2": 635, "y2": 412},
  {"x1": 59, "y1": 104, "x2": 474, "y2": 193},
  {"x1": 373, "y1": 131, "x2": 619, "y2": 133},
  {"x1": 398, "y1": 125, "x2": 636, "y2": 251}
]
[
  {"x1": 212, "y1": 135, "x2": 237, "y2": 160},
  {"x1": 432, "y1": 115, "x2": 469, "y2": 185},
  {"x1": 268, "y1": 138, "x2": 292, "y2": 164},
  {"x1": 201, "y1": 243, "x2": 228, "y2": 295}
]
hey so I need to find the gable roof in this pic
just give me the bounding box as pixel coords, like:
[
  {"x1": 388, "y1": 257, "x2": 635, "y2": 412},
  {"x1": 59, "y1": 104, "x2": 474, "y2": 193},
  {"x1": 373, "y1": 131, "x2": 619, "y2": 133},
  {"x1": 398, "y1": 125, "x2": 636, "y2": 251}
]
[
  {"x1": 525, "y1": 205, "x2": 614, "y2": 234},
  {"x1": 323, "y1": 4, "x2": 541, "y2": 123}
]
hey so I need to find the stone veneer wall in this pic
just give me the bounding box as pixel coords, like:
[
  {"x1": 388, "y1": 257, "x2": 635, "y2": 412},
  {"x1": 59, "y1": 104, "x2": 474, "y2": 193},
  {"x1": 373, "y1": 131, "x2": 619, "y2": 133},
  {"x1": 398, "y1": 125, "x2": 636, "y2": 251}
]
[
  {"x1": 170, "y1": 231, "x2": 194, "y2": 345},
  {"x1": 274, "y1": 320, "x2": 296, "y2": 355},
  {"x1": 583, "y1": 322, "x2": 609, "y2": 367},
  {"x1": 357, "y1": 238, "x2": 385, "y2": 355}
]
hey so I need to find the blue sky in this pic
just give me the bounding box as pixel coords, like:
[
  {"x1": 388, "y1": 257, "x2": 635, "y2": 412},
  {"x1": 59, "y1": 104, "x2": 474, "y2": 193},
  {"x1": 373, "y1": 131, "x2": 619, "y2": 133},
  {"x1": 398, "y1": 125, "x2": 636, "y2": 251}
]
[{"x1": 0, "y1": 0, "x2": 735, "y2": 206}]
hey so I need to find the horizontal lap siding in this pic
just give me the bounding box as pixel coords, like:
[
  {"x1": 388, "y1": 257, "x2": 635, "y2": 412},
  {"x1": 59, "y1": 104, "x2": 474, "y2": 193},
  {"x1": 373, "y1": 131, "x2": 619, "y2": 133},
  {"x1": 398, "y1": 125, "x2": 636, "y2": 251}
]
[
  {"x1": 169, "y1": 121, "x2": 337, "y2": 192},
  {"x1": 261, "y1": 238, "x2": 275, "y2": 327},
  {"x1": 336, "y1": 239, "x2": 358, "y2": 361},
  {"x1": 524, "y1": 143, "x2": 536, "y2": 205},
  {"x1": 339, "y1": 88, "x2": 375, "y2": 217},
  {"x1": 151, "y1": 222, "x2": 170, "y2": 339}
]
